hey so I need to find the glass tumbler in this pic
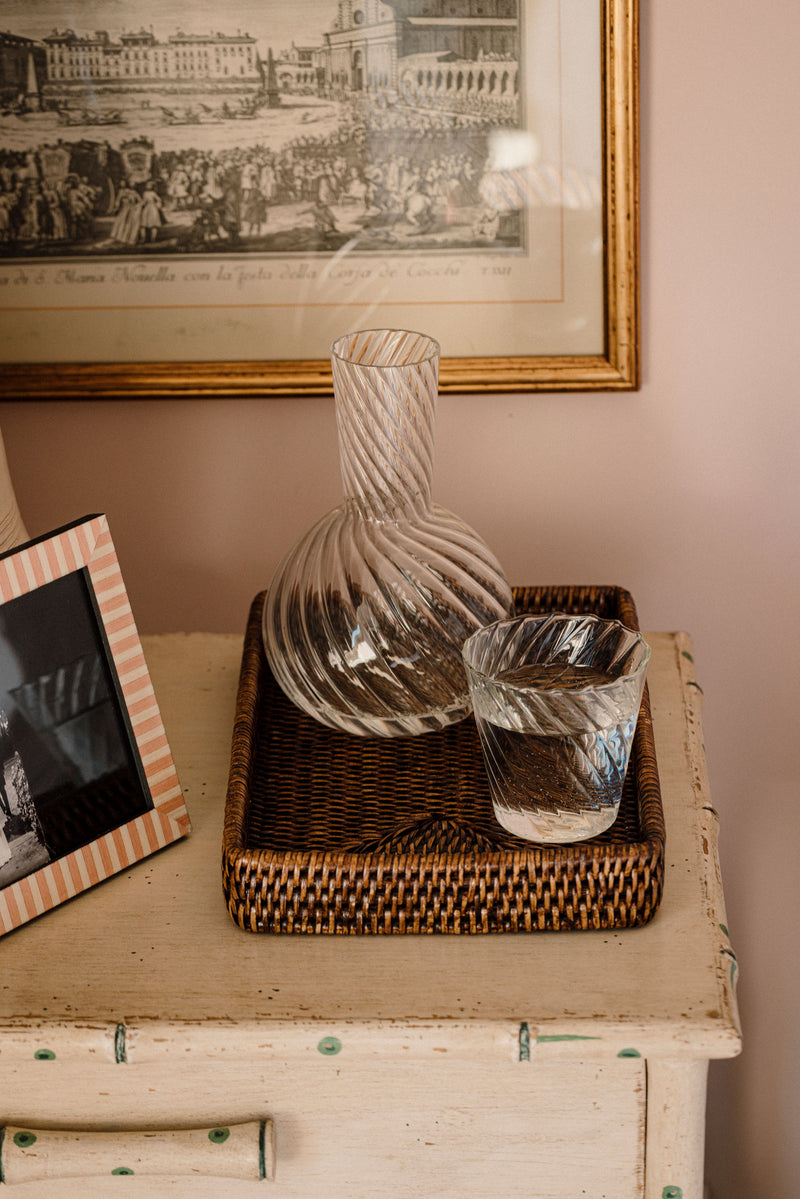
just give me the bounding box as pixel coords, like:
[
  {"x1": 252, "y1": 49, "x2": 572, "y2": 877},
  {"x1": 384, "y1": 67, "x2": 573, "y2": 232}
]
[{"x1": 462, "y1": 613, "x2": 651, "y2": 843}]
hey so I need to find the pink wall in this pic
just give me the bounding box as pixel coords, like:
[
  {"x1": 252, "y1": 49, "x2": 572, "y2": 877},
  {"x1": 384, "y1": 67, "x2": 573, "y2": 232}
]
[{"x1": 1, "y1": 1, "x2": 799, "y2": 1194}]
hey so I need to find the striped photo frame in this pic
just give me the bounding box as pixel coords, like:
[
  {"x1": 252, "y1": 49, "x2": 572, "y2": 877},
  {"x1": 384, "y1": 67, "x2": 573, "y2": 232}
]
[{"x1": 0, "y1": 514, "x2": 190, "y2": 936}]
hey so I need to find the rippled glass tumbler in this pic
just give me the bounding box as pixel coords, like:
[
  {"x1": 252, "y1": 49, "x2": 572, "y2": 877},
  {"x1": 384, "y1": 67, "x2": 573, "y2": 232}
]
[
  {"x1": 263, "y1": 329, "x2": 513, "y2": 738},
  {"x1": 462, "y1": 613, "x2": 650, "y2": 842}
]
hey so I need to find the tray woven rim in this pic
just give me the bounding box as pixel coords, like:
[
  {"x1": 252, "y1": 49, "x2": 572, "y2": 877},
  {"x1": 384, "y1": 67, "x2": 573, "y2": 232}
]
[{"x1": 222, "y1": 586, "x2": 665, "y2": 933}]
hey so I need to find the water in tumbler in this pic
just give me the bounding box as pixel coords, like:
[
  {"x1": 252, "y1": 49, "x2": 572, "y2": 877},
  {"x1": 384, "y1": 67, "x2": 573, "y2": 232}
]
[{"x1": 472, "y1": 663, "x2": 638, "y2": 842}]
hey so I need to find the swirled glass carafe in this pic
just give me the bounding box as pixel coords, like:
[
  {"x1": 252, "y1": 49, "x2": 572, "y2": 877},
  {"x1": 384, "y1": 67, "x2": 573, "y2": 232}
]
[{"x1": 263, "y1": 329, "x2": 513, "y2": 737}]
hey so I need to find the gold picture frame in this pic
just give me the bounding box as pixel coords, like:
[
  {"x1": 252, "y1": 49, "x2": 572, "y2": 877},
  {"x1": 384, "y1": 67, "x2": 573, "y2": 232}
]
[{"x1": 0, "y1": 0, "x2": 638, "y2": 396}]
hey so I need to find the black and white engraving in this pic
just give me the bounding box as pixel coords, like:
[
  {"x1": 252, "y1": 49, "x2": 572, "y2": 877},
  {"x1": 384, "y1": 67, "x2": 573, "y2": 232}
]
[{"x1": 0, "y1": 0, "x2": 523, "y2": 259}]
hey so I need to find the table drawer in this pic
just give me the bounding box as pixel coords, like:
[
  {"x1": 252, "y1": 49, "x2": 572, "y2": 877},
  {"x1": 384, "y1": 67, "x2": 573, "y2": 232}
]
[{"x1": 1, "y1": 1053, "x2": 645, "y2": 1197}]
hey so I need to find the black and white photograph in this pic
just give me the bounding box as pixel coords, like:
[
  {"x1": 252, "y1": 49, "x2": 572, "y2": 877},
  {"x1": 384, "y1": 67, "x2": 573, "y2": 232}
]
[
  {"x1": 0, "y1": 568, "x2": 151, "y2": 889},
  {"x1": 0, "y1": 0, "x2": 523, "y2": 259}
]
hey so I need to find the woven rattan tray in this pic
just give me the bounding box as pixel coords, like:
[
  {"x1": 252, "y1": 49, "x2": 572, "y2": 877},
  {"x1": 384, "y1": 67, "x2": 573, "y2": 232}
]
[{"x1": 222, "y1": 586, "x2": 665, "y2": 935}]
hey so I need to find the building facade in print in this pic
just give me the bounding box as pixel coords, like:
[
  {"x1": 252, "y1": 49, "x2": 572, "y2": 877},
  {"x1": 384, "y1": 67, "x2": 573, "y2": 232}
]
[
  {"x1": 274, "y1": 44, "x2": 326, "y2": 94},
  {"x1": 40, "y1": 27, "x2": 262, "y2": 95},
  {"x1": 323, "y1": 0, "x2": 519, "y2": 99}
]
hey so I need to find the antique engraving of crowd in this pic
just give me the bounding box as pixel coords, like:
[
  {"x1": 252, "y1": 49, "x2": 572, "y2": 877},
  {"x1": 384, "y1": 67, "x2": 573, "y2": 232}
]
[{"x1": 0, "y1": 0, "x2": 523, "y2": 259}]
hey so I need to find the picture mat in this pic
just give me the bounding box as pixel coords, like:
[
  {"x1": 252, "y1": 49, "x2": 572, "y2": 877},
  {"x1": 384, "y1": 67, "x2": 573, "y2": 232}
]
[{"x1": 0, "y1": 0, "x2": 604, "y2": 364}]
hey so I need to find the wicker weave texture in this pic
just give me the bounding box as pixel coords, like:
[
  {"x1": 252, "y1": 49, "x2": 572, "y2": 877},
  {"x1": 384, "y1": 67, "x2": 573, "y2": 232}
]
[{"x1": 222, "y1": 587, "x2": 665, "y2": 934}]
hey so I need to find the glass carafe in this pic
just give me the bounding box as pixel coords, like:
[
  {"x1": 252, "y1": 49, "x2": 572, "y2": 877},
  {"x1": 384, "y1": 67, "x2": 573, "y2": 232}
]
[{"x1": 263, "y1": 329, "x2": 513, "y2": 737}]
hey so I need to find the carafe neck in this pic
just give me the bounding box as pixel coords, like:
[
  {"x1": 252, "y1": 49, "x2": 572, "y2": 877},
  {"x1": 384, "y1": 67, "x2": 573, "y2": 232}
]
[{"x1": 333, "y1": 338, "x2": 438, "y2": 522}]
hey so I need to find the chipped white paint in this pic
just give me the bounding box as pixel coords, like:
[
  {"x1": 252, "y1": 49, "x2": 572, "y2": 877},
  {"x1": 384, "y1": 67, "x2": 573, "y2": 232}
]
[{"x1": 645, "y1": 1059, "x2": 708, "y2": 1199}]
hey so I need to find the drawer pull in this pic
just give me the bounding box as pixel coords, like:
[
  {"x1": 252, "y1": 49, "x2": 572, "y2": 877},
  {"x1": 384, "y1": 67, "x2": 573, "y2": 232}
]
[{"x1": 0, "y1": 1120, "x2": 274, "y2": 1184}]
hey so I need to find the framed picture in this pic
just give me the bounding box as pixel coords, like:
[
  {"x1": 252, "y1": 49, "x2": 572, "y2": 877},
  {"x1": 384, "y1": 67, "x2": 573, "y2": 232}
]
[
  {"x1": 0, "y1": 514, "x2": 190, "y2": 936},
  {"x1": 0, "y1": 0, "x2": 638, "y2": 396}
]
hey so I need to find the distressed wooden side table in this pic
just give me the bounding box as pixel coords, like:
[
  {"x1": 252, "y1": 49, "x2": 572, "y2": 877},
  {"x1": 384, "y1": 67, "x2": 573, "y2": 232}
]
[{"x1": 0, "y1": 631, "x2": 741, "y2": 1197}]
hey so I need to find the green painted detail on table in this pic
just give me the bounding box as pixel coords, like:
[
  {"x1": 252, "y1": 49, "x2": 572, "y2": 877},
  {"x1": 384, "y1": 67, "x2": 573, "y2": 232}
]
[
  {"x1": 115, "y1": 1022, "x2": 127, "y2": 1063},
  {"x1": 209, "y1": 1127, "x2": 230, "y2": 1144},
  {"x1": 535, "y1": 1035, "x2": 601, "y2": 1043},
  {"x1": 617, "y1": 1048, "x2": 641, "y2": 1058},
  {"x1": 721, "y1": 942, "x2": 739, "y2": 987},
  {"x1": 686, "y1": 679, "x2": 704, "y2": 694},
  {"x1": 720, "y1": 923, "x2": 729, "y2": 937},
  {"x1": 317, "y1": 1035, "x2": 342, "y2": 1056},
  {"x1": 112, "y1": 1166, "x2": 135, "y2": 1175},
  {"x1": 34, "y1": 1048, "x2": 55, "y2": 1060},
  {"x1": 518, "y1": 1022, "x2": 531, "y2": 1061},
  {"x1": 680, "y1": 650, "x2": 694, "y2": 663},
  {"x1": 259, "y1": 1120, "x2": 268, "y2": 1181},
  {"x1": 662, "y1": 1186, "x2": 683, "y2": 1198},
  {"x1": 12, "y1": 1131, "x2": 37, "y2": 1148}
]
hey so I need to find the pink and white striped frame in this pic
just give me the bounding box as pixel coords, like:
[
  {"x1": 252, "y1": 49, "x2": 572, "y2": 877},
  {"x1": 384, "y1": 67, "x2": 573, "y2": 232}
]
[{"x1": 0, "y1": 514, "x2": 190, "y2": 936}]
